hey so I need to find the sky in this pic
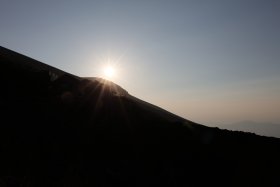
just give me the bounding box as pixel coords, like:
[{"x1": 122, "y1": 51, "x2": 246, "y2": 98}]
[{"x1": 1, "y1": 0, "x2": 280, "y2": 128}]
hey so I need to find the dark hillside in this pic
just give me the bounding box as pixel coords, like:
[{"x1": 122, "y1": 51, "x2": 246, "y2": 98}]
[{"x1": 0, "y1": 46, "x2": 279, "y2": 186}]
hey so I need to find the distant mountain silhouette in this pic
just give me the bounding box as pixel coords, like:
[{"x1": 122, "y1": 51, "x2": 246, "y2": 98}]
[
  {"x1": 1, "y1": 46, "x2": 280, "y2": 187},
  {"x1": 220, "y1": 121, "x2": 280, "y2": 138}
]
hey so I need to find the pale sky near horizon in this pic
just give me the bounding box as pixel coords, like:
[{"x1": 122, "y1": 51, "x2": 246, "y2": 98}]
[{"x1": 1, "y1": 0, "x2": 280, "y2": 127}]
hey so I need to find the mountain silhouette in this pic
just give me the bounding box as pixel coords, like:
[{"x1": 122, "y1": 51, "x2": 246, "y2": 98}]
[
  {"x1": 0, "y1": 46, "x2": 280, "y2": 187},
  {"x1": 220, "y1": 121, "x2": 280, "y2": 138}
]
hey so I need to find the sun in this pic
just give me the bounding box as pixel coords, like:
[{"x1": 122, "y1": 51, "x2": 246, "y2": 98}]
[{"x1": 103, "y1": 65, "x2": 115, "y2": 78}]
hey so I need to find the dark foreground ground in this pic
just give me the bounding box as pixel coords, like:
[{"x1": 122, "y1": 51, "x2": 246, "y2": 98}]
[{"x1": 1, "y1": 46, "x2": 280, "y2": 187}]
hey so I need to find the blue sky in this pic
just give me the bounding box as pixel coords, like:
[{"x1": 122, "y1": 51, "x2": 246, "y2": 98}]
[{"x1": 1, "y1": 0, "x2": 279, "y2": 125}]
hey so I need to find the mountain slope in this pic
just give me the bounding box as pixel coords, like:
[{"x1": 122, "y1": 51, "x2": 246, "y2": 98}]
[
  {"x1": 0, "y1": 46, "x2": 280, "y2": 187},
  {"x1": 220, "y1": 121, "x2": 280, "y2": 138}
]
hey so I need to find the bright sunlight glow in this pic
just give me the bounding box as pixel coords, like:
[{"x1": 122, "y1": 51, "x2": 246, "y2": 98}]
[{"x1": 103, "y1": 66, "x2": 115, "y2": 78}]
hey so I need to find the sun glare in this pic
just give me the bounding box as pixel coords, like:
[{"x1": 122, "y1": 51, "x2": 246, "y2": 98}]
[
  {"x1": 104, "y1": 66, "x2": 115, "y2": 78},
  {"x1": 97, "y1": 55, "x2": 124, "y2": 81}
]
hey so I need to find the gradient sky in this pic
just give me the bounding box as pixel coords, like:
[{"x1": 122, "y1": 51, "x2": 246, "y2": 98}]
[{"x1": 1, "y1": 0, "x2": 280, "y2": 126}]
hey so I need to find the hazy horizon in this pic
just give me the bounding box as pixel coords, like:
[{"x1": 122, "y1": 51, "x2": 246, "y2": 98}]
[{"x1": 1, "y1": 1, "x2": 279, "y2": 129}]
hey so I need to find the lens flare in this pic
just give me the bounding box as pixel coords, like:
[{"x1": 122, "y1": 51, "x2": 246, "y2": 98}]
[{"x1": 104, "y1": 66, "x2": 115, "y2": 78}]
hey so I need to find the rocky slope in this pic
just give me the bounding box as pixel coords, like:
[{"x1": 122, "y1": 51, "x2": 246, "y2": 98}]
[{"x1": 0, "y1": 46, "x2": 280, "y2": 187}]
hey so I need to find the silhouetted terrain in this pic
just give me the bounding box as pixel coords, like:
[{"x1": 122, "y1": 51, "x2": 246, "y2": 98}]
[
  {"x1": 0, "y1": 46, "x2": 280, "y2": 187},
  {"x1": 220, "y1": 121, "x2": 280, "y2": 138}
]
